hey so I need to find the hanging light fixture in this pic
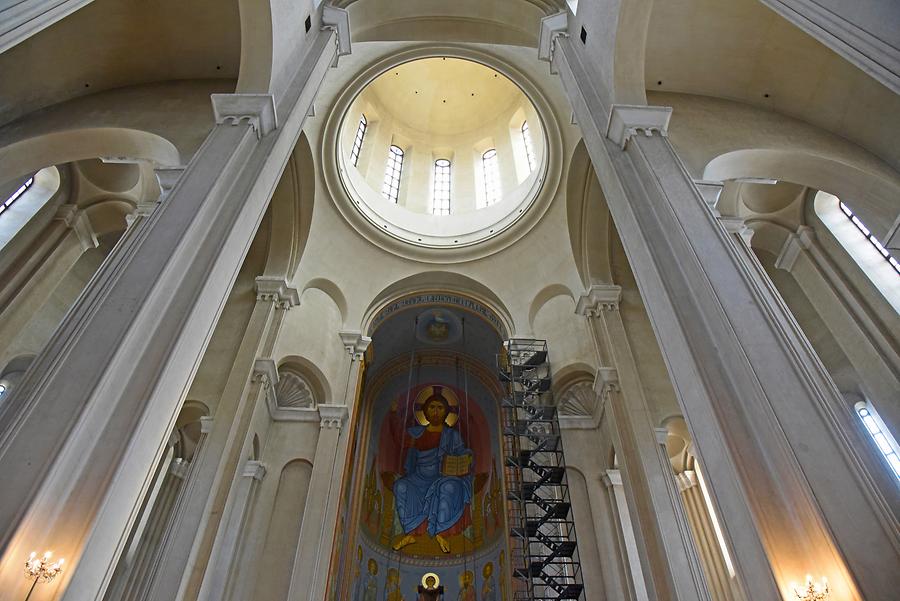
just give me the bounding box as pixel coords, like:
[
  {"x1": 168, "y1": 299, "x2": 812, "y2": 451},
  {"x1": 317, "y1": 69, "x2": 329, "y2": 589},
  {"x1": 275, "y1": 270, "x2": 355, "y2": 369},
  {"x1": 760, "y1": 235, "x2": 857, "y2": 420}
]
[
  {"x1": 23, "y1": 551, "x2": 64, "y2": 601},
  {"x1": 792, "y1": 575, "x2": 829, "y2": 601}
]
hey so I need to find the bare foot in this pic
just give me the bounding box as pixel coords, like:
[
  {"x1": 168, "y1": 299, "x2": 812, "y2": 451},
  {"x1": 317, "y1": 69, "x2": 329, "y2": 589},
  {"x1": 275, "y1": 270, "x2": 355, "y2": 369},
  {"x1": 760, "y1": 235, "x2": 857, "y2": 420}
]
[
  {"x1": 392, "y1": 534, "x2": 415, "y2": 551},
  {"x1": 435, "y1": 534, "x2": 450, "y2": 553}
]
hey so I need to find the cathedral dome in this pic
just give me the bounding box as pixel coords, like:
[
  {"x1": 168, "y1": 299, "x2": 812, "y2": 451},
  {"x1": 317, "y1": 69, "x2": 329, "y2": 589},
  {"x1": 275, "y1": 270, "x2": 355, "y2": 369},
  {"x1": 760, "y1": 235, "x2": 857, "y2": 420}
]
[{"x1": 332, "y1": 55, "x2": 554, "y2": 253}]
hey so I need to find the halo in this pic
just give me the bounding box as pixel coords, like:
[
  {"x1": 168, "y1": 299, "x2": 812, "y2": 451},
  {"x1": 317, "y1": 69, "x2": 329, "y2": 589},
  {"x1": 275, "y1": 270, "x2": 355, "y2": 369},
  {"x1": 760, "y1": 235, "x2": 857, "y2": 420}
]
[
  {"x1": 421, "y1": 572, "x2": 441, "y2": 588},
  {"x1": 413, "y1": 385, "x2": 459, "y2": 427}
]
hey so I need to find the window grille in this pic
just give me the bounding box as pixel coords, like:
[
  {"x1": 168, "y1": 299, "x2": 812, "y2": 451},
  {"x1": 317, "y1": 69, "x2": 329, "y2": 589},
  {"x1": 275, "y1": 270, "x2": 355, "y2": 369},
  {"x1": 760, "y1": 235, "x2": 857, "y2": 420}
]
[
  {"x1": 839, "y1": 201, "x2": 900, "y2": 275},
  {"x1": 480, "y1": 149, "x2": 501, "y2": 208},
  {"x1": 349, "y1": 114, "x2": 367, "y2": 166},
  {"x1": 0, "y1": 177, "x2": 34, "y2": 216},
  {"x1": 382, "y1": 145, "x2": 404, "y2": 203},
  {"x1": 522, "y1": 121, "x2": 535, "y2": 171},
  {"x1": 433, "y1": 159, "x2": 451, "y2": 215}
]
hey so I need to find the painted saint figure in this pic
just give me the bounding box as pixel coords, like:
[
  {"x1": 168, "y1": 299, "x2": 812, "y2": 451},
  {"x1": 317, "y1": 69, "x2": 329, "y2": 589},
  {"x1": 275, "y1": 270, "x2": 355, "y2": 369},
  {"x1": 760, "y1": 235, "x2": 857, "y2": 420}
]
[
  {"x1": 385, "y1": 568, "x2": 404, "y2": 601},
  {"x1": 417, "y1": 574, "x2": 444, "y2": 601},
  {"x1": 392, "y1": 387, "x2": 473, "y2": 553},
  {"x1": 457, "y1": 570, "x2": 476, "y2": 601},
  {"x1": 481, "y1": 562, "x2": 496, "y2": 601},
  {"x1": 362, "y1": 558, "x2": 379, "y2": 601}
]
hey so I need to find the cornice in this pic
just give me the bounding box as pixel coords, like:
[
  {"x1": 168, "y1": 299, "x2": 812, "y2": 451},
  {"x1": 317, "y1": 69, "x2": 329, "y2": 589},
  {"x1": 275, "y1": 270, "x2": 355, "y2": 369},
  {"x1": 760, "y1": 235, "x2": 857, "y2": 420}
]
[
  {"x1": 606, "y1": 104, "x2": 672, "y2": 150},
  {"x1": 575, "y1": 284, "x2": 622, "y2": 316},
  {"x1": 211, "y1": 93, "x2": 278, "y2": 139}
]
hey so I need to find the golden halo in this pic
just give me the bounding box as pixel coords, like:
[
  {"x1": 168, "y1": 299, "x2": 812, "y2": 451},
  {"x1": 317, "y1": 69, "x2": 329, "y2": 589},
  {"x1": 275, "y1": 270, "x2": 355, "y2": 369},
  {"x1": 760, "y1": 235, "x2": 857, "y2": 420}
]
[
  {"x1": 413, "y1": 385, "x2": 459, "y2": 427},
  {"x1": 421, "y1": 572, "x2": 441, "y2": 588}
]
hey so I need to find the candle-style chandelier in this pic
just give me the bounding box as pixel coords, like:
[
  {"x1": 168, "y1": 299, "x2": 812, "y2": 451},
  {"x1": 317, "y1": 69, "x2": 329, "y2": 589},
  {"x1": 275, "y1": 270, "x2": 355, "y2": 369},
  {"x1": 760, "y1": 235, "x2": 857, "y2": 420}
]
[
  {"x1": 792, "y1": 574, "x2": 829, "y2": 601},
  {"x1": 23, "y1": 551, "x2": 64, "y2": 601}
]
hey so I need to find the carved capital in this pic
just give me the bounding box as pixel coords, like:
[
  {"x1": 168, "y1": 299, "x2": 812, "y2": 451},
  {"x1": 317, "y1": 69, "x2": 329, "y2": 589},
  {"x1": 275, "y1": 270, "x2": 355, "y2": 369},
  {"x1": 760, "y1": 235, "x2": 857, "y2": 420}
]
[
  {"x1": 694, "y1": 179, "x2": 724, "y2": 213},
  {"x1": 321, "y1": 5, "x2": 351, "y2": 64},
  {"x1": 718, "y1": 216, "x2": 754, "y2": 246},
  {"x1": 56, "y1": 205, "x2": 98, "y2": 251},
  {"x1": 169, "y1": 457, "x2": 190, "y2": 480},
  {"x1": 576, "y1": 285, "x2": 622, "y2": 316},
  {"x1": 242, "y1": 460, "x2": 267, "y2": 481},
  {"x1": 538, "y1": 12, "x2": 568, "y2": 72},
  {"x1": 338, "y1": 330, "x2": 371, "y2": 360},
  {"x1": 593, "y1": 367, "x2": 619, "y2": 401},
  {"x1": 775, "y1": 226, "x2": 815, "y2": 272},
  {"x1": 253, "y1": 357, "x2": 279, "y2": 391},
  {"x1": 200, "y1": 416, "x2": 214, "y2": 435},
  {"x1": 318, "y1": 404, "x2": 349, "y2": 430},
  {"x1": 606, "y1": 105, "x2": 672, "y2": 150},
  {"x1": 255, "y1": 276, "x2": 300, "y2": 309},
  {"x1": 126, "y1": 201, "x2": 159, "y2": 227},
  {"x1": 602, "y1": 469, "x2": 622, "y2": 489},
  {"x1": 675, "y1": 470, "x2": 698, "y2": 492},
  {"x1": 211, "y1": 93, "x2": 278, "y2": 139},
  {"x1": 154, "y1": 166, "x2": 185, "y2": 200}
]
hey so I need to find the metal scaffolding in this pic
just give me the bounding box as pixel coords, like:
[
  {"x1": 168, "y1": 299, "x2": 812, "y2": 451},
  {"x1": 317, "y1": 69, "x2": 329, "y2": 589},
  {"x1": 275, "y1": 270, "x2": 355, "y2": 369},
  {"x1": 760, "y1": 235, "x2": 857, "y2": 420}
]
[{"x1": 498, "y1": 339, "x2": 584, "y2": 600}]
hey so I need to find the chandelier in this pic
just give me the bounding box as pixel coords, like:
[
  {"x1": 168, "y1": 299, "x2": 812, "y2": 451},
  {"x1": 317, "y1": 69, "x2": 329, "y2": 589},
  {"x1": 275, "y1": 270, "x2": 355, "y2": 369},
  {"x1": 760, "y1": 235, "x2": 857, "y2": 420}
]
[{"x1": 793, "y1": 575, "x2": 829, "y2": 601}]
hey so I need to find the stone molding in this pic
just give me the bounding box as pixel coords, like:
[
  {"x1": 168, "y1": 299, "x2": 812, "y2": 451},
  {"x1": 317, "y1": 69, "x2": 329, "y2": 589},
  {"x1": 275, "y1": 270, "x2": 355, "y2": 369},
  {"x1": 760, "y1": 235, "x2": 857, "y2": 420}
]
[
  {"x1": 693, "y1": 180, "x2": 724, "y2": 213},
  {"x1": 321, "y1": 5, "x2": 351, "y2": 64},
  {"x1": 602, "y1": 469, "x2": 623, "y2": 488},
  {"x1": 593, "y1": 366, "x2": 619, "y2": 401},
  {"x1": 255, "y1": 276, "x2": 300, "y2": 309},
  {"x1": 169, "y1": 457, "x2": 190, "y2": 480},
  {"x1": 154, "y1": 166, "x2": 185, "y2": 200},
  {"x1": 537, "y1": 11, "x2": 568, "y2": 71},
  {"x1": 241, "y1": 460, "x2": 267, "y2": 481},
  {"x1": 654, "y1": 427, "x2": 669, "y2": 446},
  {"x1": 200, "y1": 416, "x2": 214, "y2": 435},
  {"x1": 318, "y1": 404, "x2": 349, "y2": 430},
  {"x1": 775, "y1": 225, "x2": 815, "y2": 272},
  {"x1": 211, "y1": 94, "x2": 278, "y2": 139},
  {"x1": 338, "y1": 330, "x2": 372, "y2": 359},
  {"x1": 575, "y1": 284, "x2": 622, "y2": 316},
  {"x1": 606, "y1": 104, "x2": 672, "y2": 150},
  {"x1": 126, "y1": 202, "x2": 160, "y2": 227},
  {"x1": 56, "y1": 205, "x2": 98, "y2": 251},
  {"x1": 718, "y1": 216, "x2": 754, "y2": 246},
  {"x1": 675, "y1": 470, "x2": 698, "y2": 492}
]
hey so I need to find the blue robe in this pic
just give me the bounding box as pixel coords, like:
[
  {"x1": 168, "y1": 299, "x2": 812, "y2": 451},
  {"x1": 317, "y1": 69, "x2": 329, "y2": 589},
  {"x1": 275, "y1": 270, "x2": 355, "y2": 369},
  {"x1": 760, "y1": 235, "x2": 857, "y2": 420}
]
[{"x1": 393, "y1": 425, "x2": 473, "y2": 536}]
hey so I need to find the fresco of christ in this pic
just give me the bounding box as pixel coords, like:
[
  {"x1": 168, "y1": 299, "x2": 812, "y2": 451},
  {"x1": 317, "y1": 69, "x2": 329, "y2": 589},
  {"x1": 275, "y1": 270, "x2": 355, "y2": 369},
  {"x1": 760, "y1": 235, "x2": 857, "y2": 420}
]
[{"x1": 390, "y1": 386, "x2": 473, "y2": 554}]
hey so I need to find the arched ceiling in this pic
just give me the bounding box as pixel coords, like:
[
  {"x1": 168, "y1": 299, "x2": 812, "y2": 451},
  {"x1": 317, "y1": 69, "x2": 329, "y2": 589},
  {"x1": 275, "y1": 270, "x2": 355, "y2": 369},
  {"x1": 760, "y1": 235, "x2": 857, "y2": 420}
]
[
  {"x1": 644, "y1": 0, "x2": 900, "y2": 171},
  {"x1": 365, "y1": 57, "x2": 525, "y2": 136},
  {"x1": 0, "y1": 0, "x2": 240, "y2": 128}
]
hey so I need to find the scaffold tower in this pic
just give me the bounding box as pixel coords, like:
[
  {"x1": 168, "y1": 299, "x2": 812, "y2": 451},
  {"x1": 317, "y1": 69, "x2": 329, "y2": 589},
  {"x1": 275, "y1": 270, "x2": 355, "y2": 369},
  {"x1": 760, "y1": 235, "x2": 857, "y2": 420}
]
[{"x1": 498, "y1": 339, "x2": 584, "y2": 600}]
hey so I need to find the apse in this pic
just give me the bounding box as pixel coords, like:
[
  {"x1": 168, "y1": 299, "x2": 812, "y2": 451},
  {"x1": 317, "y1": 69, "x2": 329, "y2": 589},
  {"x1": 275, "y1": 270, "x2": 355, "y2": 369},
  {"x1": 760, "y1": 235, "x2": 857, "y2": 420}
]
[{"x1": 330, "y1": 294, "x2": 509, "y2": 600}]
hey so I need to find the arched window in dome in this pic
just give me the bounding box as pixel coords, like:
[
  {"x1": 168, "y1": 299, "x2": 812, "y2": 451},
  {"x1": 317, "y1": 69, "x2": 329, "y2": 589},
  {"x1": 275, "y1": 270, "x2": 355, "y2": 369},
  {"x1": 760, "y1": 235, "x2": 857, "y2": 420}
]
[
  {"x1": 1, "y1": 176, "x2": 34, "y2": 216},
  {"x1": 382, "y1": 144, "x2": 404, "y2": 204},
  {"x1": 480, "y1": 148, "x2": 501, "y2": 208},
  {"x1": 837, "y1": 200, "x2": 900, "y2": 276},
  {"x1": 349, "y1": 114, "x2": 367, "y2": 167},
  {"x1": 521, "y1": 121, "x2": 535, "y2": 172},
  {"x1": 855, "y1": 400, "x2": 900, "y2": 481},
  {"x1": 432, "y1": 159, "x2": 451, "y2": 215}
]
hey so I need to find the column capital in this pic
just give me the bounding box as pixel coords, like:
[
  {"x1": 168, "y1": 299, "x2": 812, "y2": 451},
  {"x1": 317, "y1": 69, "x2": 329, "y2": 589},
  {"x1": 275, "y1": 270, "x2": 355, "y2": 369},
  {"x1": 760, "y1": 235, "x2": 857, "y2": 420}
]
[
  {"x1": 775, "y1": 225, "x2": 815, "y2": 272},
  {"x1": 602, "y1": 468, "x2": 622, "y2": 488},
  {"x1": 606, "y1": 104, "x2": 672, "y2": 150},
  {"x1": 654, "y1": 427, "x2": 670, "y2": 446},
  {"x1": 675, "y1": 470, "x2": 698, "y2": 492},
  {"x1": 241, "y1": 460, "x2": 267, "y2": 481},
  {"x1": 252, "y1": 357, "x2": 279, "y2": 388},
  {"x1": 538, "y1": 11, "x2": 568, "y2": 69},
  {"x1": 338, "y1": 330, "x2": 371, "y2": 359},
  {"x1": 718, "y1": 215, "x2": 755, "y2": 246},
  {"x1": 694, "y1": 180, "x2": 724, "y2": 214},
  {"x1": 321, "y1": 5, "x2": 351, "y2": 64},
  {"x1": 200, "y1": 416, "x2": 214, "y2": 435},
  {"x1": 154, "y1": 166, "x2": 185, "y2": 200},
  {"x1": 575, "y1": 284, "x2": 622, "y2": 316},
  {"x1": 318, "y1": 404, "x2": 349, "y2": 430},
  {"x1": 170, "y1": 457, "x2": 190, "y2": 480},
  {"x1": 125, "y1": 201, "x2": 160, "y2": 227},
  {"x1": 255, "y1": 276, "x2": 300, "y2": 309},
  {"x1": 593, "y1": 366, "x2": 620, "y2": 400},
  {"x1": 211, "y1": 93, "x2": 278, "y2": 139},
  {"x1": 56, "y1": 204, "x2": 98, "y2": 251}
]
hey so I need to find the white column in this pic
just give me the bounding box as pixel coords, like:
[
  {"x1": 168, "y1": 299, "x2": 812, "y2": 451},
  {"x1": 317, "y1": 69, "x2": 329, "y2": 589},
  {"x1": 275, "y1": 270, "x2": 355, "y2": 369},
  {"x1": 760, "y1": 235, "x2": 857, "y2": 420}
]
[
  {"x1": 577, "y1": 286, "x2": 710, "y2": 601},
  {"x1": 775, "y1": 225, "x2": 900, "y2": 430},
  {"x1": 603, "y1": 469, "x2": 650, "y2": 601},
  {"x1": 0, "y1": 203, "x2": 97, "y2": 351},
  {"x1": 287, "y1": 332, "x2": 368, "y2": 601},
  {"x1": 0, "y1": 12, "x2": 350, "y2": 600},
  {"x1": 547, "y1": 20, "x2": 897, "y2": 599},
  {"x1": 198, "y1": 459, "x2": 267, "y2": 601}
]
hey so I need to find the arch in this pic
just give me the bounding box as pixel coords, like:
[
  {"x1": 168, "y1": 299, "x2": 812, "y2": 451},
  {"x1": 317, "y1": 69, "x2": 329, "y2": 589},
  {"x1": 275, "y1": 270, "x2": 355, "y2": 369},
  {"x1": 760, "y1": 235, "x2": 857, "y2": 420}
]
[
  {"x1": 528, "y1": 284, "x2": 576, "y2": 334},
  {"x1": 275, "y1": 354, "x2": 332, "y2": 405},
  {"x1": 360, "y1": 271, "x2": 515, "y2": 337},
  {"x1": 566, "y1": 141, "x2": 613, "y2": 287},
  {"x1": 703, "y1": 149, "x2": 900, "y2": 242},
  {"x1": 301, "y1": 278, "x2": 348, "y2": 325},
  {"x1": 612, "y1": 0, "x2": 653, "y2": 105},
  {"x1": 0, "y1": 127, "x2": 180, "y2": 187},
  {"x1": 264, "y1": 135, "x2": 314, "y2": 280},
  {"x1": 236, "y1": 0, "x2": 274, "y2": 93},
  {"x1": 0, "y1": 354, "x2": 36, "y2": 379},
  {"x1": 745, "y1": 219, "x2": 793, "y2": 257}
]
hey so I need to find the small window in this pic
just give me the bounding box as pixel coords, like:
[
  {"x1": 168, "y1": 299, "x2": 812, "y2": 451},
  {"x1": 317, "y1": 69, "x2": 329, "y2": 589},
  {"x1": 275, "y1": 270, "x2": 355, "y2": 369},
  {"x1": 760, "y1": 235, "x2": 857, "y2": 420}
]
[
  {"x1": 839, "y1": 201, "x2": 900, "y2": 275},
  {"x1": 0, "y1": 176, "x2": 34, "y2": 216},
  {"x1": 480, "y1": 149, "x2": 501, "y2": 208},
  {"x1": 0, "y1": 383, "x2": 6, "y2": 398},
  {"x1": 382, "y1": 145, "x2": 404, "y2": 203},
  {"x1": 349, "y1": 114, "x2": 367, "y2": 167},
  {"x1": 521, "y1": 121, "x2": 535, "y2": 172},
  {"x1": 432, "y1": 159, "x2": 451, "y2": 215},
  {"x1": 856, "y1": 401, "x2": 900, "y2": 481}
]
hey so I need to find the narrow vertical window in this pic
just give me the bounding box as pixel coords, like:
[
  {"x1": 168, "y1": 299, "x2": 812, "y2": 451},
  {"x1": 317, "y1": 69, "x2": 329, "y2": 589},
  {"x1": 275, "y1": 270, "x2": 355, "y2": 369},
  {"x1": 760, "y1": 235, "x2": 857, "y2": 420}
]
[
  {"x1": 839, "y1": 201, "x2": 900, "y2": 275},
  {"x1": 432, "y1": 159, "x2": 451, "y2": 215},
  {"x1": 349, "y1": 114, "x2": 367, "y2": 167},
  {"x1": 856, "y1": 401, "x2": 900, "y2": 480},
  {"x1": 480, "y1": 149, "x2": 501, "y2": 208},
  {"x1": 521, "y1": 121, "x2": 535, "y2": 171},
  {"x1": 0, "y1": 176, "x2": 34, "y2": 216},
  {"x1": 381, "y1": 145, "x2": 404, "y2": 203}
]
